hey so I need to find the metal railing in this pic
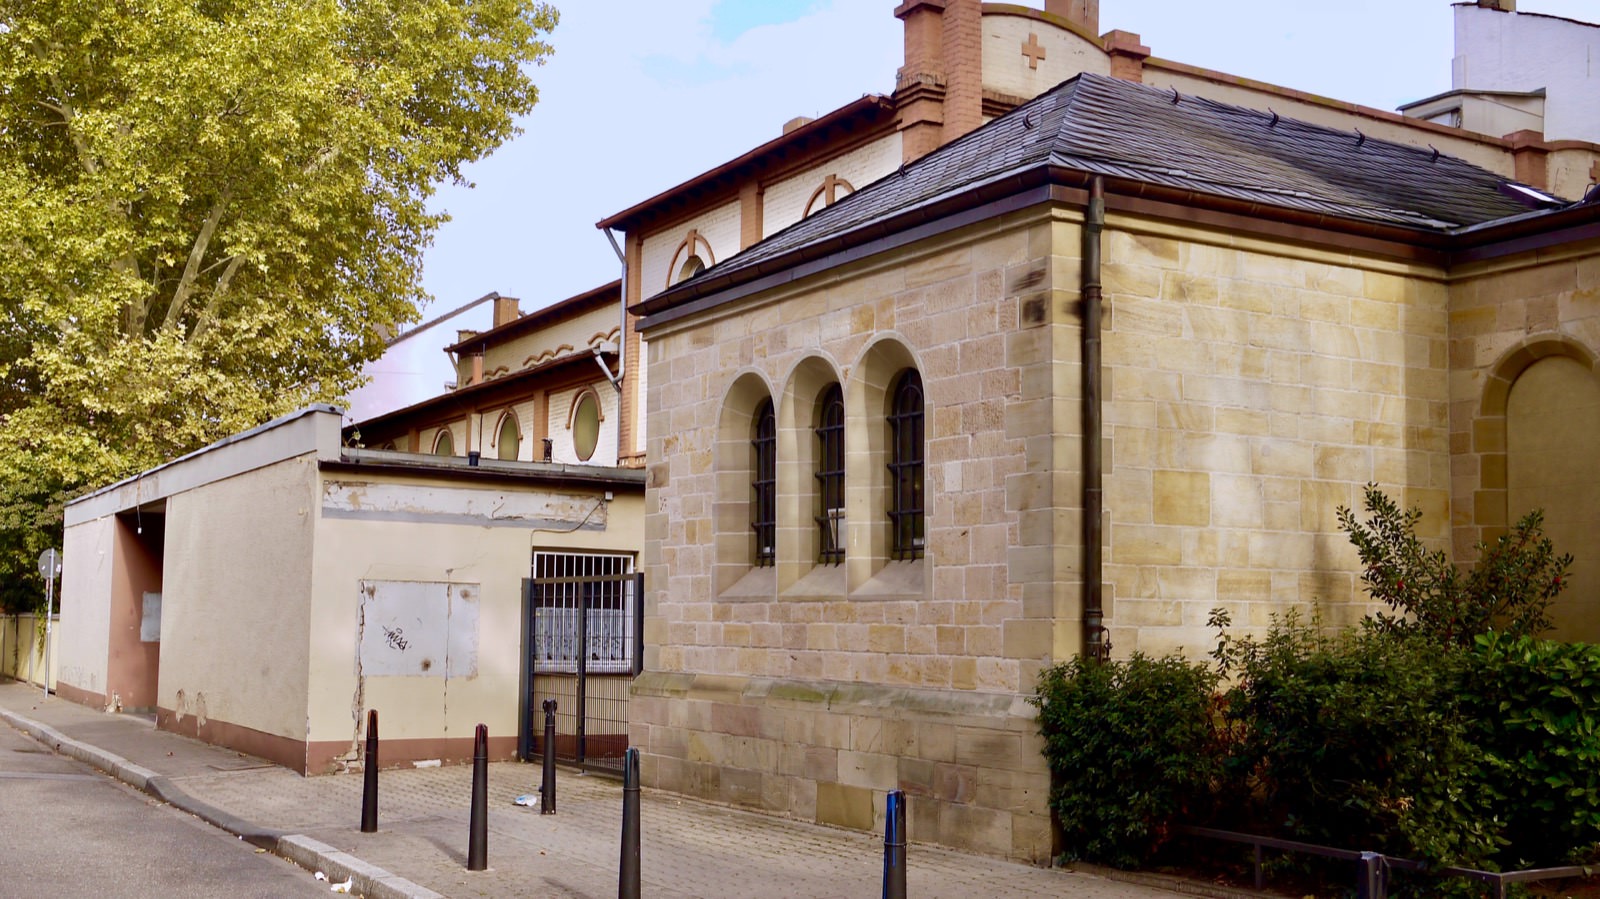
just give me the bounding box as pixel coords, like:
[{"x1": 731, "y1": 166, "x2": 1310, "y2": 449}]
[{"x1": 1178, "y1": 824, "x2": 1598, "y2": 899}]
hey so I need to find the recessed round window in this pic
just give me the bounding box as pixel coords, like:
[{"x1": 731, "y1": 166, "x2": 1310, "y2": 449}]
[
  {"x1": 572, "y1": 392, "x2": 600, "y2": 461},
  {"x1": 434, "y1": 429, "x2": 455, "y2": 456},
  {"x1": 497, "y1": 414, "x2": 520, "y2": 461}
]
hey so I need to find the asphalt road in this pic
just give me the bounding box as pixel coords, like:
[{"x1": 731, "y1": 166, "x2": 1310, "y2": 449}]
[{"x1": 0, "y1": 719, "x2": 331, "y2": 899}]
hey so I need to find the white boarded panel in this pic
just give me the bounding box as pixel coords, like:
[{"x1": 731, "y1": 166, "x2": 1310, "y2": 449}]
[{"x1": 358, "y1": 580, "x2": 479, "y2": 678}]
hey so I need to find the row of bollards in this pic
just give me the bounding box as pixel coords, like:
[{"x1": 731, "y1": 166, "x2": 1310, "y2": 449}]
[{"x1": 357, "y1": 708, "x2": 911, "y2": 894}]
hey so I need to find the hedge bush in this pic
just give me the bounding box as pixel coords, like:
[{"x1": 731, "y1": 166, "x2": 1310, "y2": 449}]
[
  {"x1": 1031, "y1": 652, "x2": 1222, "y2": 868},
  {"x1": 1465, "y1": 633, "x2": 1600, "y2": 867},
  {"x1": 1213, "y1": 612, "x2": 1503, "y2": 868}
]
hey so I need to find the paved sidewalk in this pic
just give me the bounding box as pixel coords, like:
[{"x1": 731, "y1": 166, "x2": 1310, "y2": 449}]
[{"x1": 0, "y1": 682, "x2": 1218, "y2": 899}]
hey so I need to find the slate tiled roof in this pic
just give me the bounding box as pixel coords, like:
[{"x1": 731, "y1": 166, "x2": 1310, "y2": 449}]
[{"x1": 674, "y1": 73, "x2": 1550, "y2": 297}]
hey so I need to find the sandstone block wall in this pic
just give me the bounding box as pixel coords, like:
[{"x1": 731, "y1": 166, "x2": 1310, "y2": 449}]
[{"x1": 1100, "y1": 216, "x2": 1452, "y2": 655}]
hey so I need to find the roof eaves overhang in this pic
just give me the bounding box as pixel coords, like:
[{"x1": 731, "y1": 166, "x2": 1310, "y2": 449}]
[
  {"x1": 444, "y1": 280, "x2": 621, "y2": 355},
  {"x1": 1446, "y1": 202, "x2": 1600, "y2": 266},
  {"x1": 595, "y1": 95, "x2": 898, "y2": 233},
  {"x1": 634, "y1": 165, "x2": 1461, "y2": 331},
  {"x1": 322, "y1": 452, "x2": 647, "y2": 490},
  {"x1": 351, "y1": 349, "x2": 616, "y2": 433}
]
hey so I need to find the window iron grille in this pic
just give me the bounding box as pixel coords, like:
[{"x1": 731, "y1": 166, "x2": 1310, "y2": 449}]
[
  {"x1": 887, "y1": 369, "x2": 925, "y2": 561},
  {"x1": 815, "y1": 384, "x2": 845, "y2": 565},
  {"x1": 751, "y1": 399, "x2": 777, "y2": 567},
  {"x1": 531, "y1": 551, "x2": 635, "y2": 674}
]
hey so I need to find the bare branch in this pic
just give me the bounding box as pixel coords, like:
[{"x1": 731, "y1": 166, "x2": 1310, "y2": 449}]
[
  {"x1": 163, "y1": 191, "x2": 231, "y2": 331},
  {"x1": 192, "y1": 254, "x2": 245, "y2": 339},
  {"x1": 44, "y1": 71, "x2": 98, "y2": 177}
]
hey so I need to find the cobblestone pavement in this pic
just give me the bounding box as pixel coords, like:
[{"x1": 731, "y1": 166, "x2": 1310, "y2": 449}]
[{"x1": 1, "y1": 683, "x2": 1204, "y2": 898}]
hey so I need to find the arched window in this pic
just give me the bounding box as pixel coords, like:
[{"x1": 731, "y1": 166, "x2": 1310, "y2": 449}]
[
  {"x1": 887, "y1": 369, "x2": 925, "y2": 560},
  {"x1": 750, "y1": 398, "x2": 776, "y2": 567},
  {"x1": 497, "y1": 412, "x2": 521, "y2": 461},
  {"x1": 571, "y1": 390, "x2": 601, "y2": 462},
  {"x1": 433, "y1": 428, "x2": 455, "y2": 456},
  {"x1": 814, "y1": 384, "x2": 845, "y2": 565},
  {"x1": 677, "y1": 255, "x2": 705, "y2": 283}
]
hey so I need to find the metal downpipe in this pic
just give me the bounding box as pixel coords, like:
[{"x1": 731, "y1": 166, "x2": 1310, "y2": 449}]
[
  {"x1": 599, "y1": 229, "x2": 629, "y2": 392},
  {"x1": 1083, "y1": 177, "x2": 1108, "y2": 662}
]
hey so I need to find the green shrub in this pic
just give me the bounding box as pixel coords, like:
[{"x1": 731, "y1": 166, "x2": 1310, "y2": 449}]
[
  {"x1": 1032, "y1": 653, "x2": 1223, "y2": 868},
  {"x1": 1212, "y1": 610, "x2": 1503, "y2": 868},
  {"x1": 1338, "y1": 484, "x2": 1570, "y2": 646},
  {"x1": 1465, "y1": 633, "x2": 1600, "y2": 867}
]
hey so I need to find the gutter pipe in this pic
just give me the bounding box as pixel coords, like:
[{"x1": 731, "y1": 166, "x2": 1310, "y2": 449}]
[
  {"x1": 598, "y1": 229, "x2": 628, "y2": 392},
  {"x1": 1083, "y1": 176, "x2": 1108, "y2": 662}
]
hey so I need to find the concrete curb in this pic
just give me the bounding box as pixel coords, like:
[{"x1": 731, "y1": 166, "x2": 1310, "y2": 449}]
[
  {"x1": 280, "y1": 836, "x2": 447, "y2": 899},
  {"x1": 0, "y1": 706, "x2": 440, "y2": 899}
]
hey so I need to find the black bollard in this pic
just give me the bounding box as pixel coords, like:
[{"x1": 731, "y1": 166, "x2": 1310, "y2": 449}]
[
  {"x1": 882, "y1": 789, "x2": 906, "y2": 899},
  {"x1": 619, "y1": 747, "x2": 640, "y2": 899},
  {"x1": 467, "y1": 723, "x2": 488, "y2": 871},
  {"x1": 360, "y1": 710, "x2": 379, "y2": 833},
  {"x1": 540, "y1": 699, "x2": 557, "y2": 815}
]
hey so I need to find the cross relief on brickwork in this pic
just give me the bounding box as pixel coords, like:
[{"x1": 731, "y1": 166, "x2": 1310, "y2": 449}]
[{"x1": 1022, "y1": 33, "x2": 1046, "y2": 70}]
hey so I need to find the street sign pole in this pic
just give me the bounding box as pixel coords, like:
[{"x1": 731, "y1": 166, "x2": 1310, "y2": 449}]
[{"x1": 37, "y1": 549, "x2": 61, "y2": 698}]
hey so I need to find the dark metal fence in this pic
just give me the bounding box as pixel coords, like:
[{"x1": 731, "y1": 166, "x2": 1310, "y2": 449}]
[
  {"x1": 519, "y1": 552, "x2": 642, "y2": 774},
  {"x1": 1178, "y1": 824, "x2": 1599, "y2": 899}
]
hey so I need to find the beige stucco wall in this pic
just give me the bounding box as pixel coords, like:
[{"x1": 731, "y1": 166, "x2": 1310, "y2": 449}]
[
  {"x1": 476, "y1": 304, "x2": 620, "y2": 381},
  {"x1": 1547, "y1": 149, "x2": 1600, "y2": 205},
  {"x1": 158, "y1": 454, "x2": 318, "y2": 745},
  {"x1": 639, "y1": 199, "x2": 742, "y2": 301},
  {"x1": 760, "y1": 134, "x2": 902, "y2": 240},
  {"x1": 58, "y1": 515, "x2": 114, "y2": 699},
  {"x1": 306, "y1": 469, "x2": 644, "y2": 770},
  {"x1": 981, "y1": 11, "x2": 1110, "y2": 101}
]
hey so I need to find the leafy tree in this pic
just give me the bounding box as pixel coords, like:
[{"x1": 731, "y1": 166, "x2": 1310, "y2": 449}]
[
  {"x1": 1337, "y1": 484, "x2": 1570, "y2": 646},
  {"x1": 0, "y1": 0, "x2": 556, "y2": 611}
]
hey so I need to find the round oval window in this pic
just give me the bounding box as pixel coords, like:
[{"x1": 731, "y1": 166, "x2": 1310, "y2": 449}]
[{"x1": 573, "y1": 392, "x2": 600, "y2": 461}]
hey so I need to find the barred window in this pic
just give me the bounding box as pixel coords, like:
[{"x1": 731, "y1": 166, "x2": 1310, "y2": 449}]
[
  {"x1": 530, "y1": 551, "x2": 635, "y2": 674},
  {"x1": 815, "y1": 384, "x2": 845, "y2": 565},
  {"x1": 888, "y1": 369, "x2": 925, "y2": 560},
  {"x1": 751, "y1": 398, "x2": 776, "y2": 567}
]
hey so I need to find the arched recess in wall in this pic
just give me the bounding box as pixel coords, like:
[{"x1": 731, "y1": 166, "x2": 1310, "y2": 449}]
[
  {"x1": 713, "y1": 370, "x2": 778, "y2": 595},
  {"x1": 494, "y1": 410, "x2": 522, "y2": 461},
  {"x1": 667, "y1": 229, "x2": 716, "y2": 287},
  {"x1": 803, "y1": 174, "x2": 855, "y2": 218},
  {"x1": 567, "y1": 388, "x2": 604, "y2": 462},
  {"x1": 777, "y1": 354, "x2": 846, "y2": 589},
  {"x1": 1480, "y1": 337, "x2": 1600, "y2": 642},
  {"x1": 433, "y1": 427, "x2": 455, "y2": 456},
  {"x1": 848, "y1": 335, "x2": 927, "y2": 587}
]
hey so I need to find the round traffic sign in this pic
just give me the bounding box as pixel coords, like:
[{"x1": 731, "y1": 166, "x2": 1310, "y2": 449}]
[{"x1": 37, "y1": 547, "x2": 61, "y2": 579}]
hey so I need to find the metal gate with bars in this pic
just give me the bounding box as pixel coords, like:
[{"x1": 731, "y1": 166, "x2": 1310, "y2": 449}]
[{"x1": 519, "y1": 551, "x2": 642, "y2": 773}]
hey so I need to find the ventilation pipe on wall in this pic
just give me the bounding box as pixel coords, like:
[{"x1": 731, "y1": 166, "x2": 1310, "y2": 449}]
[
  {"x1": 598, "y1": 229, "x2": 629, "y2": 393},
  {"x1": 1082, "y1": 176, "x2": 1109, "y2": 662}
]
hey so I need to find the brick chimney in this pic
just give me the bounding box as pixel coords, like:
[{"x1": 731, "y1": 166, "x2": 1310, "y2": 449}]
[
  {"x1": 1044, "y1": 0, "x2": 1098, "y2": 33},
  {"x1": 893, "y1": 0, "x2": 983, "y2": 164},
  {"x1": 492, "y1": 295, "x2": 520, "y2": 328}
]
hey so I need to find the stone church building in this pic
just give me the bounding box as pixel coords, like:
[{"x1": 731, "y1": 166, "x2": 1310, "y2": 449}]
[{"x1": 614, "y1": 1, "x2": 1600, "y2": 863}]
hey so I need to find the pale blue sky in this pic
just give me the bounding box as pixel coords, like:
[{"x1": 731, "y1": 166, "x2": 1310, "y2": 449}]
[{"x1": 418, "y1": 0, "x2": 1598, "y2": 319}]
